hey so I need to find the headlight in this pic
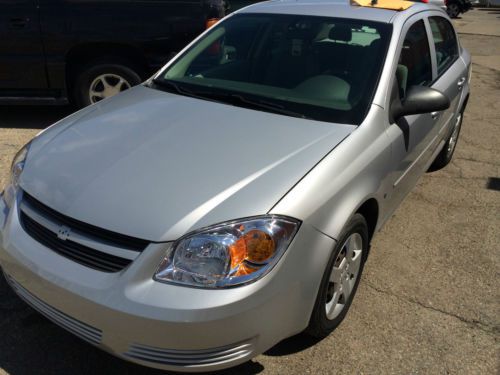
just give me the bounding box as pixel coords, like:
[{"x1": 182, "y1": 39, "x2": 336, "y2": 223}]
[
  {"x1": 154, "y1": 216, "x2": 300, "y2": 288},
  {"x1": 2, "y1": 142, "x2": 30, "y2": 208}
]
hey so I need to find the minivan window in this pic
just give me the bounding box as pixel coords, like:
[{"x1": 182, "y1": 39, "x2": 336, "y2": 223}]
[
  {"x1": 155, "y1": 14, "x2": 392, "y2": 124},
  {"x1": 428, "y1": 16, "x2": 459, "y2": 76}
]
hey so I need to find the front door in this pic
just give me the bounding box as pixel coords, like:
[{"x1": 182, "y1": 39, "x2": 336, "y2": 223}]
[{"x1": 386, "y1": 17, "x2": 439, "y2": 210}]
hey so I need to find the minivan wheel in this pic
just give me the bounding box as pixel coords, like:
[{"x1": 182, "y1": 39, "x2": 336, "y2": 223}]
[
  {"x1": 306, "y1": 214, "x2": 368, "y2": 338},
  {"x1": 429, "y1": 109, "x2": 463, "y2": 171},
  {"x1": 74, "y1": 60, "x2": 142, "y2": 107},
  {"x1": 446, "y1": 3, "x2": 460, "y2": 18}
]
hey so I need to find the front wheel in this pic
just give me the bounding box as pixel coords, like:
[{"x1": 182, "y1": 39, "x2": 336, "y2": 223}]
[{"x1": 306, "y1": 214, "x2": 368, "y2": 338}]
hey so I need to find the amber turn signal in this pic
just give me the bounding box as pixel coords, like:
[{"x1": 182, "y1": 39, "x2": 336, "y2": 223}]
[
  {"x1": 228, "y1": 229, "x2": 276, "y2": 276},
  {"x1": 244, "y1": 230, "x2": 275, "y2": 263},
  {"x1": 234, "y1": 263, "x2": 259, "y2": 277},
  {"x1": 228, "y1": 238, "x2": 246, "y2": 269}
]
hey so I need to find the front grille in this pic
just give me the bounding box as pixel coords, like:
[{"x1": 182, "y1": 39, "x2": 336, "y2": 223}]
[
  {"x1": 21, "y1": 212, "x2": 132, "y2": 272},
  {"x1": 22, "y1": 192, "x2": 149, "y2": 251},
  {"x1": 124, "y1": 340, "x2": 254, "y2": 367},
  {"x1": 4, "y1": 273, "x2": 103, "y2": 346},
  {"x1": 19, "y1": 191, "x2": 149, "y2": 273}
]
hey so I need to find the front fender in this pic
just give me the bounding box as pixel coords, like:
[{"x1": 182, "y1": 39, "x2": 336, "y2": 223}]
[{"x1": 270, "y1": 105, "x2": 391, "y2": 241}]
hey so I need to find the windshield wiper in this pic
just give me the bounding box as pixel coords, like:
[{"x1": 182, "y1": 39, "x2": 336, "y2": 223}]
[
  {"x1": 194, "y1": 91, "x2": 308, "y2": 119},
  {"x1": 153, "y1": 78, "x2": 194, "y2": 96},
  {"x1": 151, "y1": 79, "x2": 308, "y2": 119},
  {"x1": 151, "y1": 78, "x2": 207, "y2": 101}
]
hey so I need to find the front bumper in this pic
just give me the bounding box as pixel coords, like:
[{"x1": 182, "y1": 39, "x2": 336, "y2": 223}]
[{"x1": 0, "y1": 196, "x2": 335, "y2": 372}]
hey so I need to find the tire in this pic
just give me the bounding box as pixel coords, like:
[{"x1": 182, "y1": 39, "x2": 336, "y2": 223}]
[
  {"x1": 73, "y1": 59, "x2": 142, "y2": 108},
  {"x1": 306, "y1": 214, "x2": 368, "y2": 338},
  {"x1": 429, "y1": 108, "x2": 464, "y2": 171},
  {"x1": 447, "y1": 3, "x2": 461, "y2": 18}
]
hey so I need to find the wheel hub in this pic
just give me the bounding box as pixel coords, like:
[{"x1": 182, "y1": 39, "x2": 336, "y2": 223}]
[
  {"x1": 447, "y1": 113, "x2": 462, "y2": 156},
  {"x1": 89, "y1": 74, "x2": 131, "y2": 104},
  {"x1": 325, "y1": 233, "x2": 363, "y2": 320}
]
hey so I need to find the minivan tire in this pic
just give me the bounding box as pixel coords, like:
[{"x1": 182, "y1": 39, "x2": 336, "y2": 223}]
[
  {"x1": 73, "y1": 59, "x2": 142, "y2": 108},
  {"x1": 446, "y1": 3, "x2": 461, "y2": 18}
]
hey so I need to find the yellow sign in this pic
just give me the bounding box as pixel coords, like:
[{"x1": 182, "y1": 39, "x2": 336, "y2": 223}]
[{"x1": 351, "y1": 0, "x2": 414, "y2": 11}]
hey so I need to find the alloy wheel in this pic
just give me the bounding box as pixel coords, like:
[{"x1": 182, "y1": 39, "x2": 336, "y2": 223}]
[
  {"x1": 325, "y1": 233, "x2": 363, "y2": 320},
  {"x1": 89, "y1": 74, "x2": 131, "y2": 103}
]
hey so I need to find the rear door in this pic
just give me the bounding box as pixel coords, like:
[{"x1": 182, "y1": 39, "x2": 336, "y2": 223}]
[
  {"x1": 426, "y1": 14, "x2": 467, "y2": 139},
  {"x1": 0, "y1": 0, "x2": 48, "y2": 91}
]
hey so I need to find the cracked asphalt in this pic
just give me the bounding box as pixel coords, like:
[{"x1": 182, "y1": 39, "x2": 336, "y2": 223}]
[{"x1": 0, "y1": 8, "x2": 499, "y2": 375}]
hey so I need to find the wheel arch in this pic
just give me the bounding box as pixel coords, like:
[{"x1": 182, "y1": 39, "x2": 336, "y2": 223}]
[
  {"x1": 65, "y1": 42, "x2": 149, "y2": 90},
  {"x1": 460, "y1": 92, "x2": 469, "y2": 114},
  {"x1": 354, "y1": 198, "x2": 379, "y2": 242}
]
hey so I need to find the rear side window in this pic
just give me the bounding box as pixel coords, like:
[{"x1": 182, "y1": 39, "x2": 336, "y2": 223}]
[
  {"x1": 428, "y1": 16, "x2": 459, "y2": 76},
  {"x1": 397, "y1": 20, "x2": 432, "y2": 98}
]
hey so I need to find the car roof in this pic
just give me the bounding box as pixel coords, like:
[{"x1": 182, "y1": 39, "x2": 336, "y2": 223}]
[{"x1": 236, "y1": 0, "x2": 432, "y2": 23}]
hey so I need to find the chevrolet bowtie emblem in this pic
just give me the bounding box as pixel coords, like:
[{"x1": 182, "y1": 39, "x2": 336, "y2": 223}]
[{"x1": 57, "y1": 225, "x2": 71, "y2": 241}]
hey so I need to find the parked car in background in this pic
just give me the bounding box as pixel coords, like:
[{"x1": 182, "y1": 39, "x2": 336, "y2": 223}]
[
  {"x1": 484, "y1": 0, "x2": 500, "y2": 6},
  {"x1": 0, "y1": 0, "x2": 227, "y2": 107},
  {"x1": 1, "y1": 0, "x2": 470, "y2": 372},
  {"x1": 445, "y1": 0, "x2": 472, "y2": 17}
]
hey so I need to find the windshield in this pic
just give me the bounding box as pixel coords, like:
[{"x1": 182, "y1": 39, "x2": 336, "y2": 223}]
[{"x1": 154, "y1": 14, "x2": 392, "y2": 124}]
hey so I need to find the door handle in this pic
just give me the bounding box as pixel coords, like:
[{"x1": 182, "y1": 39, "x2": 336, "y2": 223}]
[
  {"x1": 431, "y1": 111, "x2": 439, "y2": 120},
  {"x1": 457, "y1": 77, "x2": 466, "y2": 89},
  {"x1": 9, "y1": 17, "x2": 29, "y2": 29}
]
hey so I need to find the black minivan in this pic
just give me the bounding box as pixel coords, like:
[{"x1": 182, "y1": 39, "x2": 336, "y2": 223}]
[{"x1": 1, "y1": 0, "x2": 227, "y2": 107}]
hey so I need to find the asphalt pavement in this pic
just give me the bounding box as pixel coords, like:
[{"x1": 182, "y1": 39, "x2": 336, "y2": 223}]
[{"x1": 0, "y1": 8, "x2": 498, "y2": 375}]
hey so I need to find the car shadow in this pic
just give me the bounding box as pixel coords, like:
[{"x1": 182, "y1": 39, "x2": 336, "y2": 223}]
[
  {"x1": 0, "y1": 105, "x2": 75, "y2": 130},
  {"x1": 477, "y1": 7, "x2": 500, "y2": 11},
  {"x1": 264, "y1": 333, "x2": 323, "y2": 357},
  {"x1": 0, "y1": 272, "x2": 266, "y2": 375}
]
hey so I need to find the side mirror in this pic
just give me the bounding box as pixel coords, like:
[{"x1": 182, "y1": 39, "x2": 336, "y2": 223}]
[{"x1": 390, "y1": 84, "x2": 450, "y2": 123}]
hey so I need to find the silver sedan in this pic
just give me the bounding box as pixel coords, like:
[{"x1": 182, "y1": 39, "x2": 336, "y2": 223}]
[{"x1": 0, "y1": 0, "x2": 470, "y2": 372}]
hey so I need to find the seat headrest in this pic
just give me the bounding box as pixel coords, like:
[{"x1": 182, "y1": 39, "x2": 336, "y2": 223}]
[
  {"x1": 329, "y1": 25, "x2": 352, "y2": 42},
  {"x1": 369, "y1": 38, "x2": 382, "y2": 48}
]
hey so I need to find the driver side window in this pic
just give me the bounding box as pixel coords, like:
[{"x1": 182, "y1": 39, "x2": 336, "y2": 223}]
[
  {"x1": 397, "y1": 20, "x2": 432, "y2": 99},
  {"x1": 184, "y1": 18, "x2": 265, "y2": 79}
]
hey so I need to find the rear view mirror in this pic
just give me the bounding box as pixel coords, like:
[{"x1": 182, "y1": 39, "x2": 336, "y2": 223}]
[{"x1": 390, "y1": 84, "x2": 450, "y2": 123}]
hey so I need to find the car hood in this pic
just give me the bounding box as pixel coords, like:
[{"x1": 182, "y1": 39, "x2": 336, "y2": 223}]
[{"x1": 21, "y1": 85, "x2": 355, "y2": 242}]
